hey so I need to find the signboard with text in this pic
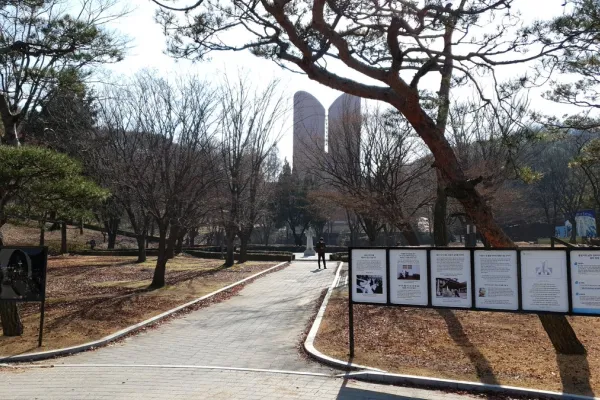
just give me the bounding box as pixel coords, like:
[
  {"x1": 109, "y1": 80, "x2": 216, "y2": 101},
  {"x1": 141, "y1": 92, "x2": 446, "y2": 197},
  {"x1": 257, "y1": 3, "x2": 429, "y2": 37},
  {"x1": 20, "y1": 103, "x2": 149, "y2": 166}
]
[
  {"x1": 351, "y1": 249, "x2": 387, "y2": 304},
  {"x1": 430, "y1": 250, "x2": 471, "y2": 308},
  {"x1": 348, "y1": 247, "x2": 600, "y2": 317},
  {"x1": 474, "y1": 250, "x2": 518, "y2": 311},
  {"x1": 389, "y1": 249, "x2": 428, "y2": 306}
]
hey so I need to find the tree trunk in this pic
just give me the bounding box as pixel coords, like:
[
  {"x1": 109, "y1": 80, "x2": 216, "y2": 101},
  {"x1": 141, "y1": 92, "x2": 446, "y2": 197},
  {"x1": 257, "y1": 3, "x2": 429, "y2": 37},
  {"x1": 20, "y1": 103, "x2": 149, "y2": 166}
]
[
  {"x1": 107, "y1": 232, "x2": 117, "y2": 249},
  {"x1": 104, "y1": 218, "x2": 120, "y2": 249},
  {"x1": 570, "y1": 217, "x2": 578, "y2": 244},
  {"x1": 239, "y1": 234, "x2": 249, "y2": 263},
  {"x1": 1, "y1": 114, "x2": 20, "y2": 146},
  {"x1": 39, "y1": 223, "x2": 45, "y2": 246},
  {"x1": 538, "y1": 314, "x2": 586, "y2": 354},
  {"x1": 225, "y1": 231, "x2": 236, "y2": 267},
  {"x1": 166, "y1": 225, "x2": 179, "y2": 260},
  {"x1": 175, "y1": 232, "x2": 184, "y2": 255},
  {"x1": 136, "y1": 235, "x2": 147, "y2": 263},
  {"x1": 397, "y1": 222, "x2": 419, "y2": 246},
  {"x1": 151, "y1": 227, "x2": 168, "y2": 288},
  {"x1": 60, "y1": 222, "x2": 67, "y2": 254},
  {"x1": 433, "y1": 176, "x2": 449, "y2": 246},
  {"x1": 0, "y1": 302, "x2": 23, "y2": 336},
  {"x1": 189, "y1": 229, "x2": 198, "y2": 246}
]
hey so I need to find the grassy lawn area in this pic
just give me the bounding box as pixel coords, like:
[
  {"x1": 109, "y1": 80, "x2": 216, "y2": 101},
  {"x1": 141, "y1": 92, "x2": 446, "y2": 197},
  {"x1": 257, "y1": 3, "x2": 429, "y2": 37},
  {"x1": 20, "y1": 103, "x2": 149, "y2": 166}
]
[
  {"x1": 0, "y1": 255, "x2": 277, "y2": 357},
  {"x1": 315, "y1": 287, "x2": 600, "y2": 396}
]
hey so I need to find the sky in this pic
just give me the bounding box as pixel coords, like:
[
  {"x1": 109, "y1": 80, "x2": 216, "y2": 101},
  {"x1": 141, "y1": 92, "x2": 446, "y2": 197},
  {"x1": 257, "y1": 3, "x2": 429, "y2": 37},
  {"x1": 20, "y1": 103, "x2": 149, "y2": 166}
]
[{"x1": 103, "y1": 0, "x2": 583, "y2": 164}]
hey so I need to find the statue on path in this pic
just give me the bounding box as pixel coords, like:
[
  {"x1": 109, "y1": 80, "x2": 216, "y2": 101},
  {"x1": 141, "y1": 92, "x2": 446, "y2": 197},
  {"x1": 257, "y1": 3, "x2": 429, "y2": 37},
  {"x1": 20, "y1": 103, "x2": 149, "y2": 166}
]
[{"x1": 304, "y1": 227, "x2": 316, "y2": 257}]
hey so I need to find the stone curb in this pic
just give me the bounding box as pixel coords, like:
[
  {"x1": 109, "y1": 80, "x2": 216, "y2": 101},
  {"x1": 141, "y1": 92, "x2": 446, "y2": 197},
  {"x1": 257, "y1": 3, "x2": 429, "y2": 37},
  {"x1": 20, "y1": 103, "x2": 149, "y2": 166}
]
[
  {"x1": 303, "y1": 263, "x2": 599, "y2": 400},
  {"x1": 303, "y1": 262, "x2": 382, "y2": 372},
  {"x1": 0, "y1": 261, "x2": 289, "y2": 363}
]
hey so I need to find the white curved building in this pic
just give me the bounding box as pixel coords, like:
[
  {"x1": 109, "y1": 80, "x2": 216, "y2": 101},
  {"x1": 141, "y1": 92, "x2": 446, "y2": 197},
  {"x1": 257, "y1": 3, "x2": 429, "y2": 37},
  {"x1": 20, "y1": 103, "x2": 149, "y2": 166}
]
[{"x1": 293, "y1": 91, "x2": 326, "y2": 179}]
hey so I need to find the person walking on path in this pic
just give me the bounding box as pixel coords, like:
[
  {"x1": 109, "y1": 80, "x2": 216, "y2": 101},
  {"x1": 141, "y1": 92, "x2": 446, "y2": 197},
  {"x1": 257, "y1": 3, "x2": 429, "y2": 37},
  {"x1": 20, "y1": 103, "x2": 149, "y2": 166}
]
[{"x1": 316, "y1": 237, "x2": 326, "y2": 269}]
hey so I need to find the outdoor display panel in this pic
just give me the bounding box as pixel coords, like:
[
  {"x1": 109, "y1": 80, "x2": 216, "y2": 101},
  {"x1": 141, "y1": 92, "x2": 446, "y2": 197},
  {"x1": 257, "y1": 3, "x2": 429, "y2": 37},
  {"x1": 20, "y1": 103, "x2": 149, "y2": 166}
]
[
  {"x1": 521, "y1": 250, "x2": 569, "y2": 313},
  {"x1": 474, "y1": 250, "x2": 519, "y2": 311},
  {"x1": 389, "y1": 249, "x2": 428, "y2": 306},
  {"x1": 571, "y1": 251, "x2": 600, "y2": 315},
  {"x1": 351, "y1": 249, "x2": 387, "y2": 304},
  {"x1": 0, "y1": 247, "x2": 47, "y2": 302},
  {"x1": 430, "y1": 250, "x2": 472, "y2": 308}
]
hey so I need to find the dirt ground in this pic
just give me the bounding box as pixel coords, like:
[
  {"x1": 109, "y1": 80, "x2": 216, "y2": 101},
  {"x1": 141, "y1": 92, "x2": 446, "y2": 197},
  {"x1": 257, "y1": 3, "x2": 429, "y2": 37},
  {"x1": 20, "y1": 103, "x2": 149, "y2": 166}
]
[
  {"x1": 315, "y1": 288, "x2": 600, "y2": 397},
  {"x1": 0, "y1": 255, "x2": 276, "y2": 356}
]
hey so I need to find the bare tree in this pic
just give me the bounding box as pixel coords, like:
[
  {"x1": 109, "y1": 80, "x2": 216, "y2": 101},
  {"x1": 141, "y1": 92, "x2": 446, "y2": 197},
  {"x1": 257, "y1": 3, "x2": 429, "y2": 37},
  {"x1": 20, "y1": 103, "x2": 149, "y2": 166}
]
[
  {"x1": 154, "y1": 0, "x2": 591, "y2": 353},
  {"x1": 217, "y1": 75, "x2": 286, "y2": 266},
  {"x1": 96, "y1": 71, "x2": 219, "y2": 287},
  {"x1": 305, "y1": 105, "x2": 431, "y2": 245}
]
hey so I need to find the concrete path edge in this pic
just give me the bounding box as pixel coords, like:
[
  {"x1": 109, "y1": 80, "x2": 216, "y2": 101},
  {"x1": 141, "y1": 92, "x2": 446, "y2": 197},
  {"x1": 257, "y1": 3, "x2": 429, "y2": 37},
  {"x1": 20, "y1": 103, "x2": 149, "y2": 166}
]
[
  {"x1": 0, "y1": 261, "x2": 289, "y2": 364},
  {"x1": 303, "y1": 263, "x2": 599, "y2": 400}
]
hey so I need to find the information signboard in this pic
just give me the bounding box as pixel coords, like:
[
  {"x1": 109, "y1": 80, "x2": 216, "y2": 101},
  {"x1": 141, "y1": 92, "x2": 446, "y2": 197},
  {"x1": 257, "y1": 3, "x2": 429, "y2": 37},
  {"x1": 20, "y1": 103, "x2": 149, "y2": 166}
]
[
  {"x1": 474, "y1": 250, "x2": 518, "y2": 310},
  {"x1": 0, "y1": 247, "x2": 47, "y2": 302},
  {"x1": 351, "y1": 249, "x2": 387, "y2": 304},
  {"x1": 430, "y1": 250, "x2": 471, "y2": 308},
  {"x1": 521, "y1": 250, "x2": 568, "y2": 313},
  {"x1": 389, "y1": 249, "x2": 428, "y2": 306},
  {"x1": 571, "y1": 251, "x2": 600, "y2": 315}
]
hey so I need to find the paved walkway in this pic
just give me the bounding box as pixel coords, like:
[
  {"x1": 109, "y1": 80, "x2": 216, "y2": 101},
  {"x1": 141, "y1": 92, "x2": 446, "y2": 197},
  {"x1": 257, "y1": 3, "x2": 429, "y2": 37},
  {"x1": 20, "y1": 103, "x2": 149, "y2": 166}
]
[{"x1": 0, "y1": 262, "x2": 477, "y2": 399}]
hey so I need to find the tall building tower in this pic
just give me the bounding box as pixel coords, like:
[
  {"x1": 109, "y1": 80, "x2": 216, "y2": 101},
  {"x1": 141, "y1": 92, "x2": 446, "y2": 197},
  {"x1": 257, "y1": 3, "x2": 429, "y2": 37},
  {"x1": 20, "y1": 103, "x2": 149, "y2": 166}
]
[
  {"x1": 293, "y1": 91, "x2": 325, "y2": 179},
  {"x1": 327, "y1": 93, "x2": 361, "y2": 171}
]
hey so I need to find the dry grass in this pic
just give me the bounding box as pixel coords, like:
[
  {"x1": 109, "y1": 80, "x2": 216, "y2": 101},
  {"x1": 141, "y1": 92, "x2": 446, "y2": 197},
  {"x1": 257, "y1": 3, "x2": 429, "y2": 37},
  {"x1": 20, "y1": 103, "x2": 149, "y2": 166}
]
[
  {"x1": 315, "y1": 288, "x2": 600, "y2": 397},
  {"x1": 1, "y1": 221, "x2": 139, "y2": 254},
  {"x1": 0, "y1": 255, "x2": 276, "y2": 356}
]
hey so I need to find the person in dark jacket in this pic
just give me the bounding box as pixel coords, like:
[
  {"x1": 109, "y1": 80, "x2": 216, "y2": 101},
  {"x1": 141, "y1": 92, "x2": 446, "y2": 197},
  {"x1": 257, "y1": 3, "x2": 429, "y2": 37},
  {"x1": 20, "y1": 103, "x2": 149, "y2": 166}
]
[{"x1": 316, "y1": 237, "x2": 326, "y2": 269}]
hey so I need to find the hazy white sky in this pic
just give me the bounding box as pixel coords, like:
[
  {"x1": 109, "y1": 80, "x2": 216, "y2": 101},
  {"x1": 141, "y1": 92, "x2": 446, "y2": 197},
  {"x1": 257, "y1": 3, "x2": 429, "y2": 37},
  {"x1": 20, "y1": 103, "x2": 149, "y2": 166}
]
[{"x1": 104, "y1": 0, "x2": 582, "y2": 164}]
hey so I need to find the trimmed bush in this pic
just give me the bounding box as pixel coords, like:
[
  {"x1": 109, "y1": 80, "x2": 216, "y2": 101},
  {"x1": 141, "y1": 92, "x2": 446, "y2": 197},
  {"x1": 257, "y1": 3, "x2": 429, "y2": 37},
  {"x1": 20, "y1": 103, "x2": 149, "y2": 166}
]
[{"x1": 329, "y1": 252, "x2": 349, "y2": 262}]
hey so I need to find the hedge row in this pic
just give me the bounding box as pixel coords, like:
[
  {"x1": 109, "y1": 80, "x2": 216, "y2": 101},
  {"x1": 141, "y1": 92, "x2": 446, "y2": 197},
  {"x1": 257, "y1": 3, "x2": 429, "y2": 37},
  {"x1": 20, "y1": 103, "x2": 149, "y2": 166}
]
[
  {"x1": 71, "y1": 249, "x2": 159, "y2": 256},
  {"x1": 329, "y1": 252, "x2": 349, "y2": 262},
  {"x1": 246, "y1": 244, "x2": 348, "y2": 253},
  {"x1": 185, "y1": 250, "x2": 295, "y2": 262}
]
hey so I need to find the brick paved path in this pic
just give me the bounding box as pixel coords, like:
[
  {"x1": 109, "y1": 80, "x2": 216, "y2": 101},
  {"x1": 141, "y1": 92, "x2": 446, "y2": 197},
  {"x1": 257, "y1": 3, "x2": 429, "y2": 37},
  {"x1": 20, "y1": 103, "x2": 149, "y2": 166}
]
[{"x1": 0, "y1": 262, "x2": 477, "y2": 399}]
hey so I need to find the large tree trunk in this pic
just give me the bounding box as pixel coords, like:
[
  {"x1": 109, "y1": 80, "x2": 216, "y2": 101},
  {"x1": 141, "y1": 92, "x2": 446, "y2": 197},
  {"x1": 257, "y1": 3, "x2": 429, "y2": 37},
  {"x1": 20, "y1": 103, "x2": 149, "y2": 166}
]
[
  {"x1": 570, "y1": 216, "x2": 578, "y2": 244},
  {"x1": 0, "y1": 302, "x2": 23, "y2": 336},
  {"x1": 151, "y1": 226, "x2": 168, "y2": 288},
  {"x1": 60, "y1": 222, "x2": 67, "y2": 254},
  {"x1": 391, "y1": 97, "x2": 585, "y2": 354},
  {"x1": 136, "y1": 235, "x2": 147, "y2": 263},
  {"x1": 433, "y1": 175, "x2": 449, "y2": 246}
]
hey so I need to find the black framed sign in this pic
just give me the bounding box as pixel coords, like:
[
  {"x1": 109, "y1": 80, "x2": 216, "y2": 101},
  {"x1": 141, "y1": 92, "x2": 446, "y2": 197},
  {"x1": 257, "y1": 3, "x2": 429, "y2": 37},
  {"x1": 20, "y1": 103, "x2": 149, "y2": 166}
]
[
  {"x1": 347, "y1": 246, "x2": 600, "y2": 356},
  {"x1": 0, "y1": 246, "x2": 48, "y2": 347},
  {"x1": 0, "y1": 247, "x2": 47, "y2": 302}
]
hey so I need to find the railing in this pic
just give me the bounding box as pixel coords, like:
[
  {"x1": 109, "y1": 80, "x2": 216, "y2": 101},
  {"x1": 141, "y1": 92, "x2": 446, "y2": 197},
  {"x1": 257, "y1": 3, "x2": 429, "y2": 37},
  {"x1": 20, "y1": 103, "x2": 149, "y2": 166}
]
[{"x1": 551, "y1": 237, "x2": 576, "y2": 248}]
